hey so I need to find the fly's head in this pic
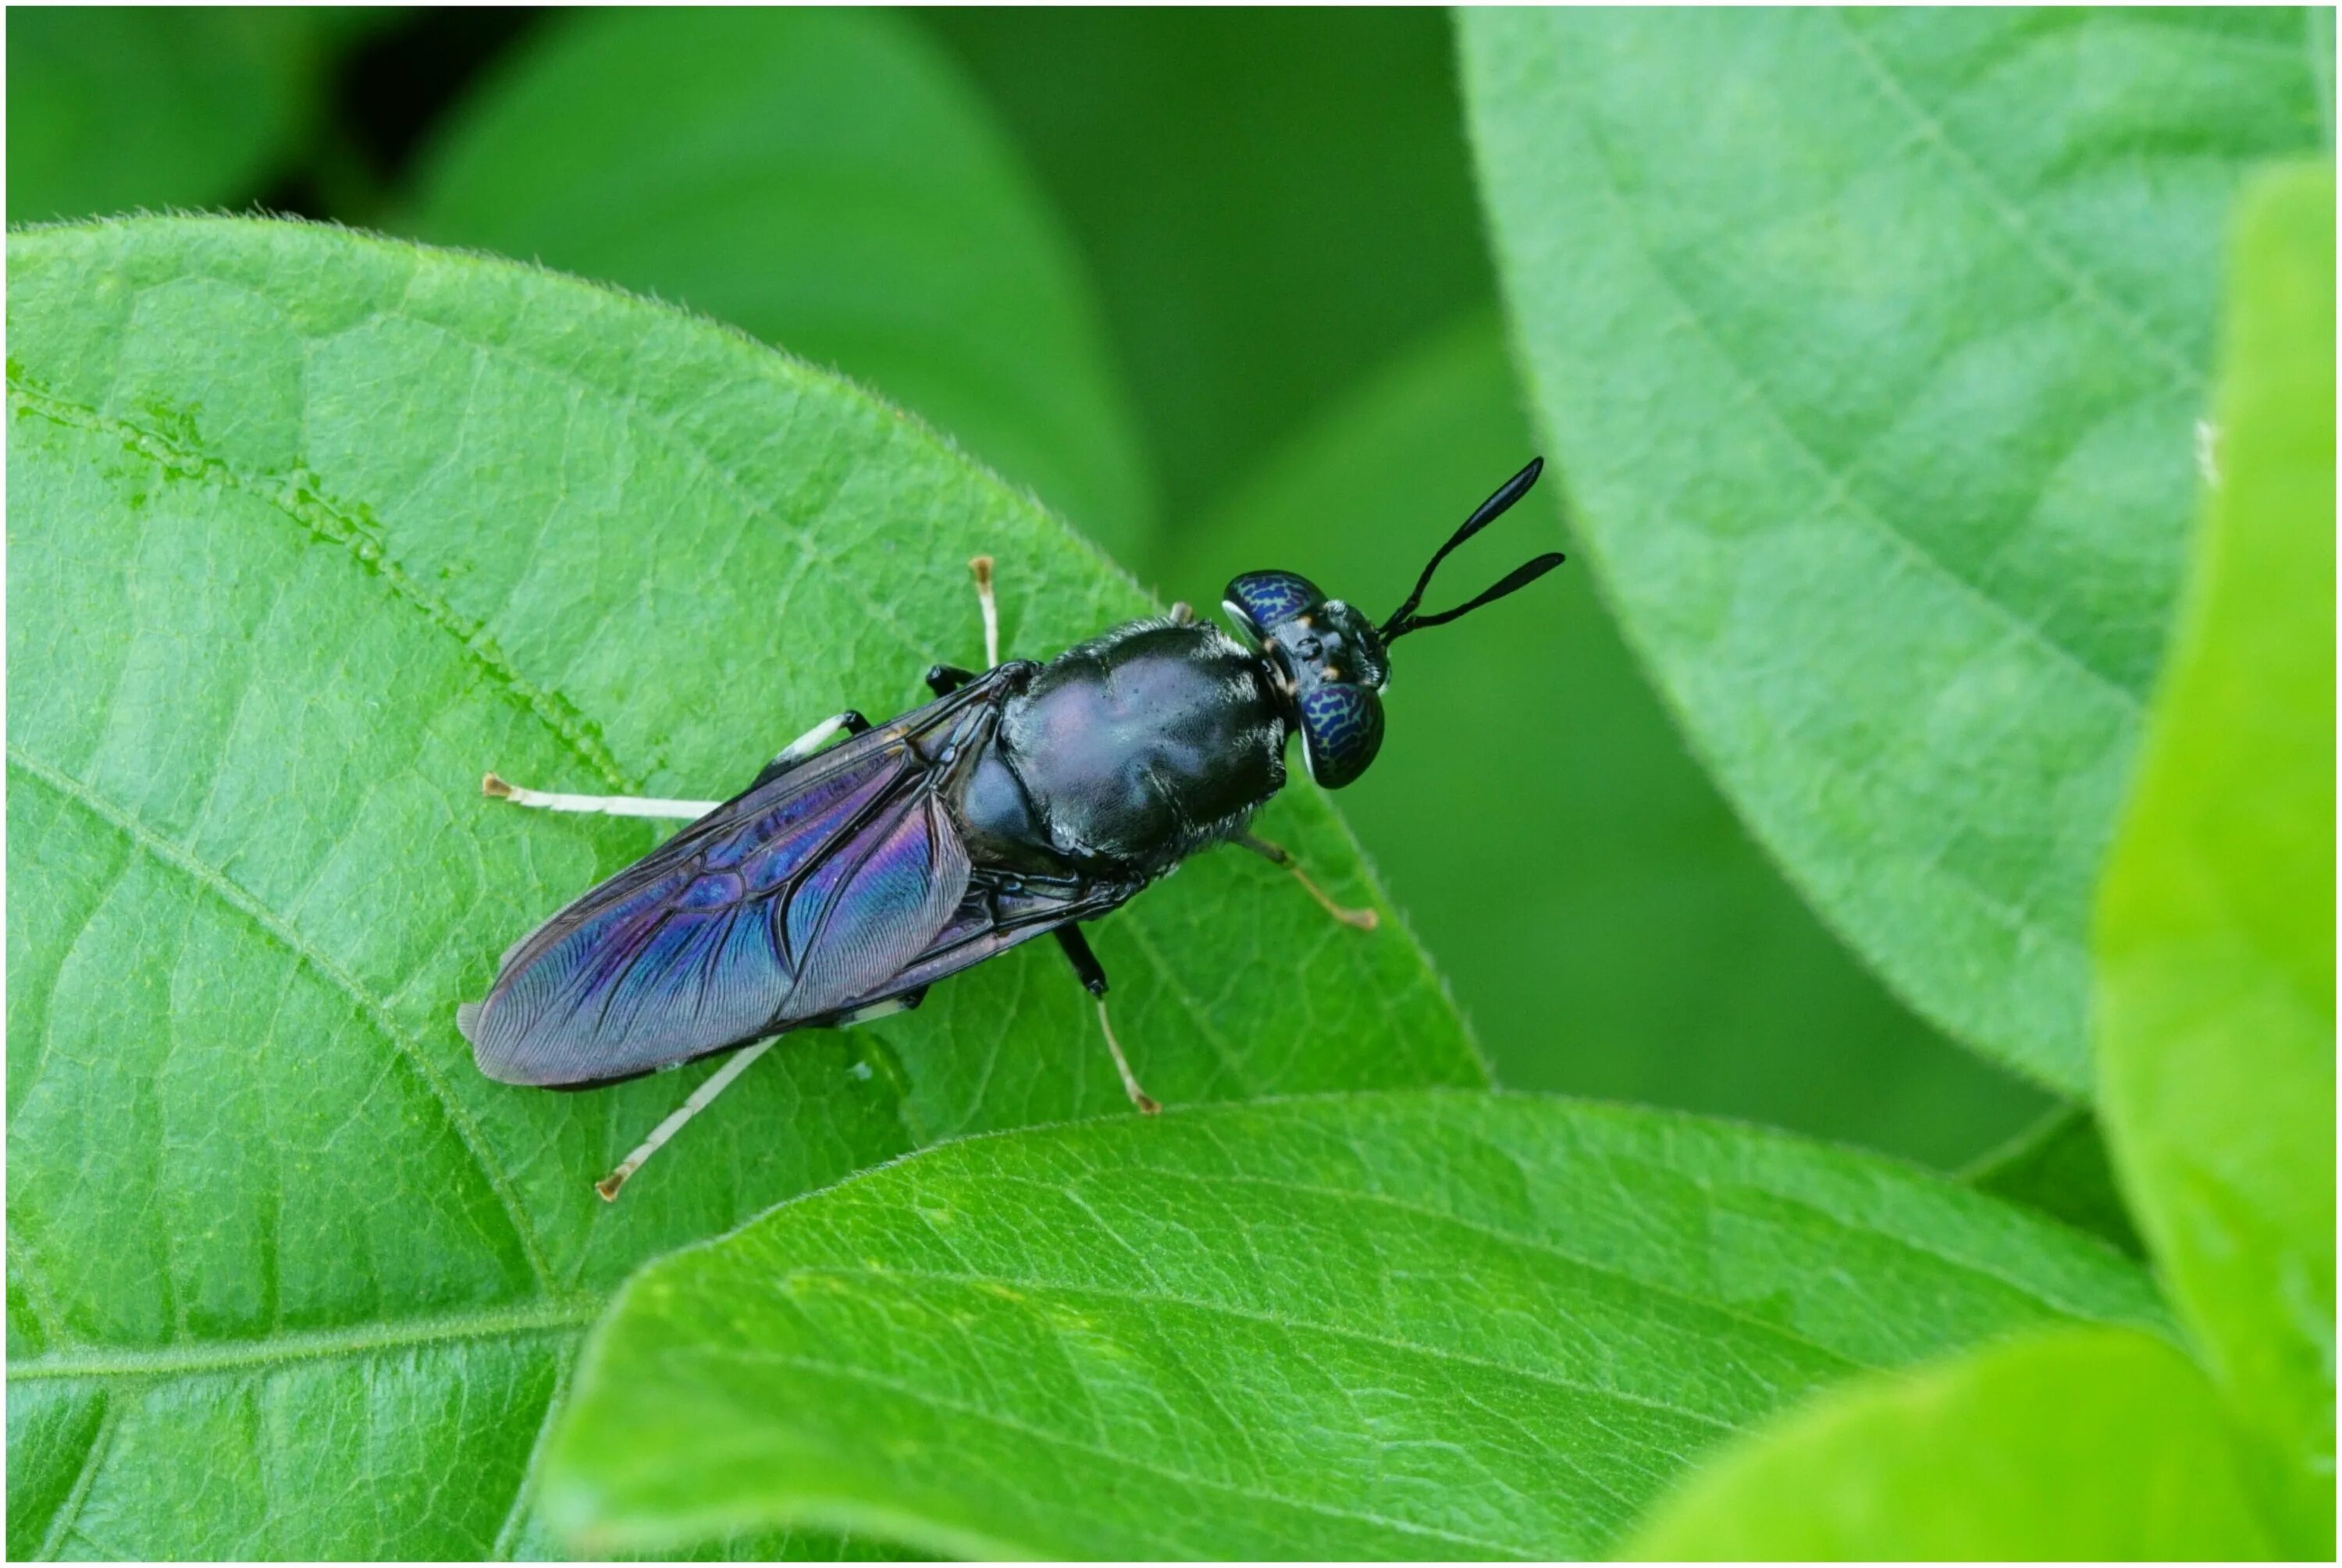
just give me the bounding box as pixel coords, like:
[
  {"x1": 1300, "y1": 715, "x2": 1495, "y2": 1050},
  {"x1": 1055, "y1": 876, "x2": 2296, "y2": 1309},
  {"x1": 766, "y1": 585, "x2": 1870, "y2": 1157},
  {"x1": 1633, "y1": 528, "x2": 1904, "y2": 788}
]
[
  {"x1": 1220, "y1": 457, "x2": 1568, "y2": 791},
  {"x1": 1223, "y1": 571, "x2": 1388, "y2": 789}
]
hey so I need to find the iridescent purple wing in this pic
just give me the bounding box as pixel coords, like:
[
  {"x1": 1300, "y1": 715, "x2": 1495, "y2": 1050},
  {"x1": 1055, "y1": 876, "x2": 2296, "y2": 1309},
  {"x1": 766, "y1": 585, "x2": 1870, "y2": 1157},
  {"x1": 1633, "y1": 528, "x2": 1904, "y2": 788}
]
[
  {"x1": 839, "y1": 874, "x2": 1141, "y2": 1012},
  {"x1": 461, "y1": 675, "x2": 1011, "y2": 1087}
]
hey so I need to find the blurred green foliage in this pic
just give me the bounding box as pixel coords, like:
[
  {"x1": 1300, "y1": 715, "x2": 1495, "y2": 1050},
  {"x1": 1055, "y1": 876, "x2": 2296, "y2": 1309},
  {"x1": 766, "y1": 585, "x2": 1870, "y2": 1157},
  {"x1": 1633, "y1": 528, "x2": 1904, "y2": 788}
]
[
  {"x1": 3, "y1": 5, "x2": 2050, "y2": 1167},
  {"x1": 924, "y1": 8, "x2": 1495, "y2": 521},
  {"x1": 8, "y1": 7, "x2": 344, "y2": 222},
  {"x1": 1963, "y1": 1105, "x2": 2142, "y2": 1257}
]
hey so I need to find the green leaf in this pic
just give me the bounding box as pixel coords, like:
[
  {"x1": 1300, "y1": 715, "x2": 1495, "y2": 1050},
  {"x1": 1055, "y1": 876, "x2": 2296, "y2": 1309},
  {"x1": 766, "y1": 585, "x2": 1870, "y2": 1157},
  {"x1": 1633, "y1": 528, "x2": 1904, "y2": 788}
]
[
  {"x1": 2097, "y1": 162, "x2": 2337, "y2": 1554},
  {"x1": 1166, "y1": 310, "x2": 2048, "y2": 1165},
  {"x1": 1461, "y1": 8, "x2": 2326, "y2": 1093},
  {"x1": 927, "y1": 9, "x2": 1496, "y2": 521},
  {"x1": 6, "y1": 8, "x2": 342, "y2": 224},
  {"x1": 1621, "y1": 1325, "x2": 2277, "y2": 1559},
  {"x1": 1962, "y1": 1105, "x2": 2144, "y2": 1257},
  {"x1": 4, "y1": 215, "x2": 1478, "y2": 1559},
  {"x1": 406, "y1": 8, "x2": 1153, "y2": 560},
  {"x1": 544, "y1": 1090, "x2": 2168, "y2": 1559}
]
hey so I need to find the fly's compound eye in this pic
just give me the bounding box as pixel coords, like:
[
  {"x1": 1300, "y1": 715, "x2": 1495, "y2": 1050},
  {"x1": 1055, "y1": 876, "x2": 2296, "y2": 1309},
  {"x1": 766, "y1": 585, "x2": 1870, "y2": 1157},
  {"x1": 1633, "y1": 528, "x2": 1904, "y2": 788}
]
[
  {"x1": 1223, "y1": 570, "x2": 1323, "y2": 640},
  {"x1": 1297, "y1": 682, "x2": 1384, "y2": 790}
]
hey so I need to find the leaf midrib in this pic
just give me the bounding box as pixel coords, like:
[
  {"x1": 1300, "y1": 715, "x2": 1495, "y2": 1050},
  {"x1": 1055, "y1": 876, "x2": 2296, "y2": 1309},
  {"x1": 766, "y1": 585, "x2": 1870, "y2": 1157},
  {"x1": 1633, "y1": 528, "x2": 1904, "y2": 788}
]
[
  {"x1": 1141, "y1": 1159, "x2": 2142, "y2": 1342},
  {"x1": 980, "y1": 1166, "x2": 1863, "y2": 1367},
  {"x1": 7, "y1": 748, "x2": 561, "y2": 1289},
  {"x1": 11, "y1": 1296, "x2": 597, "y2": 1382},
  {"x1": 1828, "y1": 10, "x2": 2207, "y2": 393},
  {"x1": 5, "y1": 374, "x2": 637, "y2": 793},
  {"x1": 648, "y1": 1345, "x2": 1546, "y2": 1559},
  {"x1": 716, "y1": 1260, "x2": 1751, "y2": 1432},
  {"x1": 1557, "y1": 103, "x2": 2157, "y2": 715}
]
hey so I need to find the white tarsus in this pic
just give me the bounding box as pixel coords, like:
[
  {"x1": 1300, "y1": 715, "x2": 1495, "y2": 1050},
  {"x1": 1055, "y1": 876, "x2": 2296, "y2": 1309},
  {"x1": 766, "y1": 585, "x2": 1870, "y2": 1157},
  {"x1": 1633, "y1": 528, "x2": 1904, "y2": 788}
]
[
  {"x1": 970, "y1": 554, "x2": 1000, "y2": 667},
  {"x1": 596, "y1": 1040, "x2": 773, "y2": 1200},
  {"x1": 1094, "y1": 999, "x2": 1160, "y2": 1115},
  {"x1": 767, "y1": 711, "x2": 853, "y2": 770},
  {"x1": 593, "y1": 997, "x2": 917, "y2": 1200},
  {"x1": 481, "y1": 775, "x2": 717, "y2": 820},
  {"x1": 482, "y1": 713, "x2": 863, "y2": 822}
]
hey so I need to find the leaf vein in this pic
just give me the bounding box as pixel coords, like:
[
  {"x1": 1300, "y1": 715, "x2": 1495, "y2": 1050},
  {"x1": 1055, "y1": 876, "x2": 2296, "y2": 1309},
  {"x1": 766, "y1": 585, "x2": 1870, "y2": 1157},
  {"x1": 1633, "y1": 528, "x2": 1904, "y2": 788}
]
[
  {"x1": 763, "y1": 1261, "x2": 1745, "y2": 1434},
  {"x1": 1067, "y1": 1165, "x2": 1865, "y2": 1369},
  {"x1": 36, "y1": 1395, "x2": 119, "y2": 1561},
  {"x1": 1568, "y1": 108, "x2": 2152, "y2": 710},
  {"x1": 6, "y1": 749, "x2": 562, "y2": 1292},
  {"x1": 3, "y1": 376, "x2": 636, "y2": 792},
  {"x1": 1833, "y1": 12, "x2": 2208, "y2": 391},
  {"x1": 732, "y1": 1346, "x2": 1542, "y2": 1558},
  {"x1": 10, "y1": 1297, "x2": 596, "y2": 1384}
]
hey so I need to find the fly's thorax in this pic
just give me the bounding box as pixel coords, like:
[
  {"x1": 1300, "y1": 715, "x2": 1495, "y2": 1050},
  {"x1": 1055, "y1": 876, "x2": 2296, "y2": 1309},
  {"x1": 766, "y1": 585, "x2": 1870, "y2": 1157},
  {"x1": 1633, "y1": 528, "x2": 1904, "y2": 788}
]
[
  {"x1": 992, "y1": 617, "x2": 1287, "y2": 873},
  {"x1": 948, "y1": 747, "x2": 1070, "y2": 876}
]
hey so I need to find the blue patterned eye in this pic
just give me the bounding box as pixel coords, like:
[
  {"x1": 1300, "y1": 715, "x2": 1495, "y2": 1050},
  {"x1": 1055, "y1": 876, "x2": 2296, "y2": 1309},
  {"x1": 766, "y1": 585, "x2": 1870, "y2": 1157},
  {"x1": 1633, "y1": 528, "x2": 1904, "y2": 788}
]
[
  {"x1": 1223, "y1": 571, "x2": 1322, "y2": 638},
  {"x1": 1297, "y1": 682, "x2": 1384, "y2": 789}
]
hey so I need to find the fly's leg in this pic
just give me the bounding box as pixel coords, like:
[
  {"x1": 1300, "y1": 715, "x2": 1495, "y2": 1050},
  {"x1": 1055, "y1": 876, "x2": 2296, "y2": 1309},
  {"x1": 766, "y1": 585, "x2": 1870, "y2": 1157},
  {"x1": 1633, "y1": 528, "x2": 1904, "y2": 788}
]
[
  {"x1": 1053, "y1": 925, "x2": 1160, "y2": 1115},
  {"x1": 924, "y1": 556, "x2": 1002, "y2": 693},
  {"x1": 931, "y1": 555, "x2": 1005, "y2": 690},
  {"x1": 595, "y1": 1040, "x2": 774, "y2": 1200},
  {"x1": 970, "y1": 554, "x2": 1000, "y2": 667},
  {"x1": 595, "y1": 987, "x2": 929, "y2": 1201},
  {"x1": 748, "y1": 710, "x2": 870, "y2": 789},
  {"x1": 481, "y1": 777, "x2": 720, "y2": 820},
  {"x1": 486, "y1": 711, "x2": 871, "y2": 816},
  {"x1": 783, "y1": 710, "x2": 873, "y2": 763},
  {"x1": 1235, "y1": 833, "x2": 1379, "y2": 930}
]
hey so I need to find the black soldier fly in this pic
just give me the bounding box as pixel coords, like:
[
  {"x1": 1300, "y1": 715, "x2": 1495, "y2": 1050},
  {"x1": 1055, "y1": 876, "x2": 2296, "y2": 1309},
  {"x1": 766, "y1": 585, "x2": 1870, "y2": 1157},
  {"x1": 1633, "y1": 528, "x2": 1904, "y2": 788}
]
[{"x1": 460, "y1": 458, "x2": 1563, "y2": 1197}]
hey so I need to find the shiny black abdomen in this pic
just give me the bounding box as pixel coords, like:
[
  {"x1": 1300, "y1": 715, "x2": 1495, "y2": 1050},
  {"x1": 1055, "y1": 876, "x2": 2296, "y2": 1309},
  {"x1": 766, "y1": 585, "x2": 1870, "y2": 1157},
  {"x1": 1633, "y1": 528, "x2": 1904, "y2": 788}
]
[{"x1": 955, "y1": 619, "x2": 1287, "y2": 878}]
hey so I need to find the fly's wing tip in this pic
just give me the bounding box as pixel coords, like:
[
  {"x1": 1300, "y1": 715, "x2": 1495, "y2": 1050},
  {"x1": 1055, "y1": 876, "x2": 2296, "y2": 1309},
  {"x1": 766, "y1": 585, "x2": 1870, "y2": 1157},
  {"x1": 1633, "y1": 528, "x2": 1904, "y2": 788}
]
[
  {"x1": 461, "y1": 991, "x2": 614, "y2": 1089},
  {"x1": 457, "y1": 998, "x2": 529, "y2": 1085}
]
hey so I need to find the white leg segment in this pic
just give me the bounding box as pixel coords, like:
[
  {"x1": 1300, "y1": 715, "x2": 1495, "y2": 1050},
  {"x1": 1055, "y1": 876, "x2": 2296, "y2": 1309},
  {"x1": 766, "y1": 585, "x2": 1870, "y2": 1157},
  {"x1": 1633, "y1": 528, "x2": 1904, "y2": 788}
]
[
  {"x1": 596, "y1": 1040, "x2": 774, "y2": 1200},
  {"x1": 970, "y1": 554, "x2": 1000, "y2": 667},
  {"x1": 594, "y1": 997, "x2": 917, "y2": 1200},
  {"x1": 485, "y1": 709, "x2": 863, "y2": 823},
  {"x1": 768, "y1": 711, "x2": 855, "y2": 770},
  {"x1": 1094, "y1": 999, "x2": 1161, "y2": 1115},
  {"x1": 482, "y1": 774, "x2": 718, "y2": 820}
]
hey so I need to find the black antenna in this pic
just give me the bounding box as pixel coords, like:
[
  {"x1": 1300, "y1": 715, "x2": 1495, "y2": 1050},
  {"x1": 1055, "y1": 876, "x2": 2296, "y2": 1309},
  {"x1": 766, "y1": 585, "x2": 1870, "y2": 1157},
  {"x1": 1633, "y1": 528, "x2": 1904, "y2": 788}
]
[{"x1": 1379, "y1": 457, "x2": 1565, "y2": 643}]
